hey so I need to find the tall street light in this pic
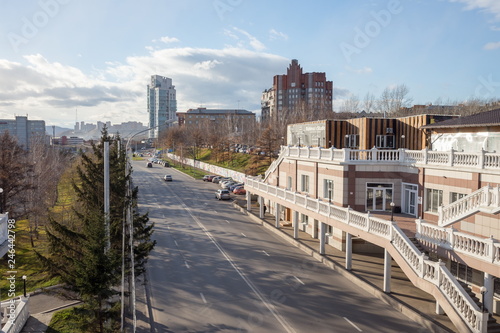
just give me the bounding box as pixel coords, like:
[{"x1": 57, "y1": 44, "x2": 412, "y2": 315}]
[{"x1": 121, "y1": 119, "x2": 176, "y2": 333}]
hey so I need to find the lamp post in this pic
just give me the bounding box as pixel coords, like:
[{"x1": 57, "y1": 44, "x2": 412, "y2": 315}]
[
  {"x1": 22, "y1": 275, "x2": 27, "y2": 297},
  {"x1": 0, "y1": 187, "x2": 3, "y2": 214},
  {"x1": 401, "y1": 135, "x2": 406, "y2": 148},
  {"x1": 390, "y1": 202, "x2": 395, "y2": 221},
  {"x1": 480, "y1": 286, "x2": 487, "y2": 312}
]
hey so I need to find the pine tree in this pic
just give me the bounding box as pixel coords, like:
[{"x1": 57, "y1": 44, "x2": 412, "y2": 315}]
[{"x1": 38, "y1": 127, "x2": 155, "y2": 332}]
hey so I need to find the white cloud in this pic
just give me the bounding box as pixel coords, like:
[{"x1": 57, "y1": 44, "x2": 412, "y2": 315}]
[
  {"x1": 155, "y1": 36, "x2": 180, "y2": 44},
  {"x1": 0, "y1": 48, "x2": 289, "y2": 127},
  {"x1": 228, "y1": 27, "x2": 266, "y2": 51},
  {"x1": 269, "y1": 29, "x2": 288, "y2": 41},
  {"x1": 449, "y1": 0, "x2": 500, "y2": 19},
  {"x1": 484, "y1": 41, "x2": 500, "y2": 49},
  {"x1": 346, "y1": 66, "x2": 373, "y2": 74}
]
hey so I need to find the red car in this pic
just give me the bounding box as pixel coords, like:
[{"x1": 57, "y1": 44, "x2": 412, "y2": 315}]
[{"x1": 233, "y1": 186, "x2": 246, "y2": 195}]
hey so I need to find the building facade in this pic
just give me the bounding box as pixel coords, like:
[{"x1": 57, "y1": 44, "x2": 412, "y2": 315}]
[
  {"x1": 147, "y1": 75, "x2": 177, "y2": 139},
  {"x1": 0, "y1": 116, "x2": 46, "y2": 148},
  {"x1": 176, "y1": 107, "x2": 255, "y2": 131},
  {"x1": 244, "y1": 110, "x2": 500, "y2": 332},
  {"x1": 261, "y1": 59, "x2": 333, "y2": 123}
]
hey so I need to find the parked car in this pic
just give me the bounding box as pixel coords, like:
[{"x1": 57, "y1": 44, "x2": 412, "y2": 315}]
[
  {"x1": 146, "y1": 162, "x2": 153, "y2": 168},
  {"x1": 212, "y1": 176, "x2": 222, "y2": 184},
  {"x1": 215, "y1": 189, "x2": 231, "y2": 200},
  {"x1": 221, "y1": 181, "x2": 237, "y2": 189},
  {"x1": 163, "y1": 162, "x2": 170, "y2": 167},
  {"x1": 229, "y1": 183, "x2": 244, "y2": 192},
  {"x1": 203, "y1": 175, "x2": 215, "y2": 182},
  {"x1": 164, "y1": 175, "x2": 172, "y2": 181},
  {"x1": 233, "y1": 186, "x2": 246, "y2": 195}
]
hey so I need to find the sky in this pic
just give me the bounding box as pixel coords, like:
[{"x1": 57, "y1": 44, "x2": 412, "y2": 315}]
[{"x1": 0, "y1": 0, "x2": 499, "y2": 128}]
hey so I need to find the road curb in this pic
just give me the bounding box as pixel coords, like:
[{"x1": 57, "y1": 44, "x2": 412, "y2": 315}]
[{"x1": 232, "y1": 201, "x2": 453, "y2": 333}]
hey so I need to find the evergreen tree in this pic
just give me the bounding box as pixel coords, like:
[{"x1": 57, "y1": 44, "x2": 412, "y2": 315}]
[{"x1": 38, "y1": 127, "x2": 155, "y2": 332}]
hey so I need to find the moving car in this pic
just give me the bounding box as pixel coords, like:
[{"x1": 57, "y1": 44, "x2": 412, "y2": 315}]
[
  {"x1": 164, "y1": 175, "x2": 172, "y2": 181},
  {"x1": 215, "y1": 189, "x2": 231, "y2": 200}
]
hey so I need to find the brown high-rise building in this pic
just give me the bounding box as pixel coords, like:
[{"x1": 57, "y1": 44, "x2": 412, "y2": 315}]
[{"x1": 261, "y1": 59, "x2": 333, "y2": 123}]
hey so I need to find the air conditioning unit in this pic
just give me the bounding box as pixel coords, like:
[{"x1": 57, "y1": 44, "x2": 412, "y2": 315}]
[{"x1": 386, "y1": 128, "x2": 393, "y2": 134}]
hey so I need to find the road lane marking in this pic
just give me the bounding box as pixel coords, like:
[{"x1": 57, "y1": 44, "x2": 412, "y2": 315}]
[
  {"x1": 225, "y1": 220, "x2": 230, "y2": 224},
  {"x1": 184, "y1": 261, "x2": 190, "y2": 269},
  {"x1": 180, "y1": 204, "x2": 296, "y2": 333},
  {"x1": 262, "y1": 250, "x2": 270, "y2": 256},
  {"x1": 293, "y1": 276, "x2": 305, "y2": 285},
  {"x1": 200, "y1": 292, "x2": 207, "y2": 304},
  {"x1": 174, "y1": 240, "x2": 178, "y2": 246},
  {"x1": 343, "y1": 317, "x2": 362, "y2": 331},
  {"x1": 241, "y1": 233, "x2": 246, "y2": 237}
]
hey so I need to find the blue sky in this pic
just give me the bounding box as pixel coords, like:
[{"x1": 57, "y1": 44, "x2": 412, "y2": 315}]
[{"x1": 0, "y1": 0, "x2": 499, "y2": 128}]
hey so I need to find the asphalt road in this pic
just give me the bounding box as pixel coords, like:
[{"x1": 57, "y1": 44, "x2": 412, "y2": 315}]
[{"x1": 133, "y1": 160, "x2": 427, "y2": 333}]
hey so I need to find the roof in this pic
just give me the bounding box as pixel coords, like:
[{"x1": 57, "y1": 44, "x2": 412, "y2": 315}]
[
  {"x1": 183, "y1": 108, "x2": 254, "y2": 115},
  {"x1": 421, "y1": 108, "x2": 500, "y2": 129}
]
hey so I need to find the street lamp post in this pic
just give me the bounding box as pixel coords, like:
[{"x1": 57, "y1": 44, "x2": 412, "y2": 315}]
[
  {"x1": 480, "y1": 286, "x2": 487, "y2": 312},
  {"x1": 22, "y1": 275, "x2": 27, "y2": 297},
  {"x1": 0, "y1": 187, "x2": 3, "y2": 214},
  {"x1": 390, "y1": 202, "x2": 395, "y2": 221},
  {"x1": 401, "y1": 135, "x2": 406, "y2": 148}
]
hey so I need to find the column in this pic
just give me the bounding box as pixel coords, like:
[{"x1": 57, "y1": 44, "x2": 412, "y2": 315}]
[
  {"x1": 345, "y1": 232, "x2": 352, "y2": 271},
  {"x1": 435, "y1": 302, "x2": 444, "y2": 315},
  {"x1": 484, "y1": 273, "x2": 494, "y2": 313},
  {"x1": 275, "y1": 203, "x2": 280, "y2": 228},
  {"x1": 293, "y1": 211, "x2": 299, "y2": 239},
  {"x1": 319, "y1": 222, "x2": 326, "y2": 255},
  {"x1": 383, "y1": 249, "x2": 392, "y2": 293},
  {"x1": 246, "y1": 190, "x2": 251, "y2": 211},
  {"x1": 313, "y1": 219, "x2": 319, "y2": 239}
]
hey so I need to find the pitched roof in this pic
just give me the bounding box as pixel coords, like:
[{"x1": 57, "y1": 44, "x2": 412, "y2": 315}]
[{"x1": 421, "y1": 108, "x2": 500, "y2": 129}]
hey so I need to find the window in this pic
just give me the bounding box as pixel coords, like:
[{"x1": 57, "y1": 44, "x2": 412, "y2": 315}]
[
  {"x1": 324, "y1": 179, "x2": 334, "y2": 201},
  {"x1": 344, "y1": 134, "x2": 359, "y2": 148},
  {"x1": 287, "y1": 176, "x2": 293, "y2": 191},
  {"x1": 426, "y1": 188, "x2": 443, "y2": 212},
  {"x1": 301, "y1": 175, "x2": 310, "y2": 193},
  {"x1": 376, "y1": 135, "x2": 395, "y2": 148},
  {"x1": 450, "y1": 192, "x2": 466, "y2": 203}
]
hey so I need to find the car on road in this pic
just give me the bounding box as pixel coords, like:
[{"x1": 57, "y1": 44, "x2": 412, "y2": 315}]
[
  {"x1": 164, "y1": 175, "x2": 172, "y2": 181},
  {"x1": 215, "y1": 189, "x2": 231, "y2": 200},
  {"x1": 146, "y1": 162, "x2": 153, "y2": 168}
]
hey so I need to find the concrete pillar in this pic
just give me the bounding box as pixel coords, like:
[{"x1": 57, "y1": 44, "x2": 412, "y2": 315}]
[
  {"x1": 383, "y1": 249, "x2": 392, "y2": 293},
  {"x1": 435, "y1": 301, "x2": 444, "y2": 315},
  {"x1": 319, "y1": 222, "x2": 326, "y2": 255},
  {"x1": 345, "y1": 232, "x2": 352, "y2": 271},
  {"x1": 275, "y1": 203, "x2": 281, "y2": 228},
  {"x1": 246, "y1": 190, "x2": 251, "y2": 211},
  {"x1": 484, "y1": 273, "x2": 495, "y2": 313},
  {"x1": 293, "y1": 211, "x2": 299, "y2": 239}
]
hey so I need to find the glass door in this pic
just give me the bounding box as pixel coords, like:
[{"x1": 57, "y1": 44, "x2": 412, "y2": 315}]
[
  {"x1": 366, "y1": 184, "x2": 393, "y2": 211},
  {"x1": 403, "y1": 184, "x2": 418, "y2": 216}
]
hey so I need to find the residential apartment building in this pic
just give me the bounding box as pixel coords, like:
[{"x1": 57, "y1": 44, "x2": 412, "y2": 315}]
[
  {"x1": 176, "y1": 107, "x2": 255, "y2": 132},
  {"x1": 261, "y1": 59, "x2": 333, "y2": 123},
  {"x1": 147, "y1": 75, "x2": 177, "y2": 139},
  {"x1": 244, "y1": 109, "x2": 500, "y2": 332},
  {"x1": 0, "y1": 115, "x2": 45, "y2": 149}
]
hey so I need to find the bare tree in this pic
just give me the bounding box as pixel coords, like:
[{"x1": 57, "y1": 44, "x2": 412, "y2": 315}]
[
  {"x1": 362, "y1": 92, "x2": 376, "y2": 113},
  {"x1": 378, "y1": 84, "x2": 413, "y2": 117}
]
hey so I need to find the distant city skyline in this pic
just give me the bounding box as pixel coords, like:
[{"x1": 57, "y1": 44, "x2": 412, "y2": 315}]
[{"x1": 0, "y1": 1, "x2": 499, "y2": 127}]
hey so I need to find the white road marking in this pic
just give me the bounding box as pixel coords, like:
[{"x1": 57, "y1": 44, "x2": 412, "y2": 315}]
[
  {"x1": 343, "y1": 317, "x2": 362, "y2": 331},
  {"x1": 174, "y1": 240, "x2": 178, "y2": 246},
  {"x1": 225, "y1": 220, "x2": 230, "y2": 224},
  {"x1": 241, "y1": 233, "x2": 247, "y2": 237},
  {"x1": 262, "y1": 250, "x2": 270, "y2": 256},
  {"x1": 200, "y1": 292, "x2": 207, "y2": 304},
  {"x1": 293, "y1": 276, "x2": 305, "y2": 285},
  {"x1": 184, "y1": 261, "x2": 190, "y2": 269}
]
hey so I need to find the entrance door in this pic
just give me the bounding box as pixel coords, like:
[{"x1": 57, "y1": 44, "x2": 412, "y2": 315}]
[
  {"x1": 403, "y1": 184, "x2": 418, "y2": 217},
  {"x1": 366, "y1": 183, "x2": 393, "y2": 211}
]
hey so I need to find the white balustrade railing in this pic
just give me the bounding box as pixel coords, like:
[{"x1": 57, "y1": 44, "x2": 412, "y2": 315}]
[
  {"x1": 416, "y1": 220, "x2": 499, "y2": 265},
  {"x1": 245, "y1": 177, "x2": 490, "y2": 332},
  {"x1": 281, "y1": 145, "x2": 500, "y2": 171},
  {"x1": 1, "y1": 297, "x2": 30, "y2": 333},
  {"x1": 439, "y1": 185, "x2": 500, "y2": 226}
]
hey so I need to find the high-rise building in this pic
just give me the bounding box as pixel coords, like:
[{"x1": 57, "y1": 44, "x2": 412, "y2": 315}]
[
  {"x1": 0, "y1": 116, "x2": 46, "y2": 149},
  {"x1": 261, "y1": 59, "x2": 333, "y2": 123},
  {"x1": 147, "y1": 75, "x2": 177, "y2": 139}
]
